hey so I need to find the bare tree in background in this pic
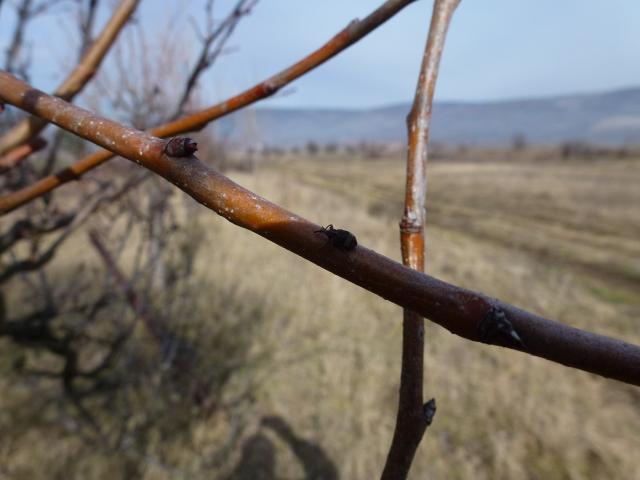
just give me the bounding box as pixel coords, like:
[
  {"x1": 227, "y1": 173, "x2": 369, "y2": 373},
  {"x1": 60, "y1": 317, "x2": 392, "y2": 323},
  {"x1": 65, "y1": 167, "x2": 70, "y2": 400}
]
[{"x1": 0, "y1": 0, "x2": 261, "y2": 474}]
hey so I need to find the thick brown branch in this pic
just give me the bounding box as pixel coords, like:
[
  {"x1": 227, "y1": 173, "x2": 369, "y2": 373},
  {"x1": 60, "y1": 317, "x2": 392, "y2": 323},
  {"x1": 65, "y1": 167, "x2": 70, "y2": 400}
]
[
  {"x1": 1, "y1": 71, "x2": 639, "y2": 386},
  {"x1": 0, "y1": 0, "x2": 417, "y2": 214},
  {"x1": 0, "y1": 0, "x2": 139, "y2": 156},
  {"x1": 382, "y1": 1, "x2": 460, "y2": 478}
]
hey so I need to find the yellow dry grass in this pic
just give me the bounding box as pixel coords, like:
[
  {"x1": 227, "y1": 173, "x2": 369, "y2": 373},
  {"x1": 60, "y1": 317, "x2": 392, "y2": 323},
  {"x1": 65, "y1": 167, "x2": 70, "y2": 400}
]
[{"x1": 2, "y1": 150, "x2": 639, "y2": 479}]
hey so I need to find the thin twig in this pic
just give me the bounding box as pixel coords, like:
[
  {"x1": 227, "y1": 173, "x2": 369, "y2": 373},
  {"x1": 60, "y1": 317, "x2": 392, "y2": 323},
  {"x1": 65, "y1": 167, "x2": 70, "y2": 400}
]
[
  {"x1": 0, "y1": 0, "x2": 418, "y2": 214},
  {"x1": 88, "y1": 229, "x2": 166, "y2": 344},
  {"x1": 0, "y1": 170, "x2": 145, "y2": 284},
  {"x1": 0, "y1": 0, "x2": 140, "y2": 156},
  {"x1": 172, "y1": 0, "x2": 259, "y2": 119},
  {"x1": 1, "y1": 71, "x2": 639, "y2": 386},
  {"x1": 382, "y1": 1, "x2": 460, "y2": 478},
  {"x1": 78, "y1": 0, "x2": 100, "y2": 59},
  {"x1": 0, "y1": 209, "x2": 72, "y2": 254},
  {"x1": 0, "y1": 136, "x2": 46, "y2": 172},
  {"x1": 4, "y1": 0, "x2": 33, "y2": 77},
  {"x1": 0, "y1": 186, "x2": 103, "y2": 283}
]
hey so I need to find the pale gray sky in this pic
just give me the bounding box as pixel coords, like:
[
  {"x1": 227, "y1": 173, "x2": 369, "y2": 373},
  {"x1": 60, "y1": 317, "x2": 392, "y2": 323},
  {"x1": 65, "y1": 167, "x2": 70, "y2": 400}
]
[{"x1": 2, "y1": 1, "x2": 639, "y2": 109}]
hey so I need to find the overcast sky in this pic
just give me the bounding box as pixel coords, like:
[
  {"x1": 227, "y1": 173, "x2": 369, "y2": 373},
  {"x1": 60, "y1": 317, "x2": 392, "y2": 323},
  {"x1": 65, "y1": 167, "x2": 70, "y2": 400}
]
[{"x1": 2, "y1": 0, "x2": 639, "y2": 109}]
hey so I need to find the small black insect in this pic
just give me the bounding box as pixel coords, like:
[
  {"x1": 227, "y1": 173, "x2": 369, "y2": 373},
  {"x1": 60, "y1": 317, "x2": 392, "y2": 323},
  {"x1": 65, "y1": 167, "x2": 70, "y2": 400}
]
[{"x1": 314, "y1": 224, "x2": 357, "y2": 251}]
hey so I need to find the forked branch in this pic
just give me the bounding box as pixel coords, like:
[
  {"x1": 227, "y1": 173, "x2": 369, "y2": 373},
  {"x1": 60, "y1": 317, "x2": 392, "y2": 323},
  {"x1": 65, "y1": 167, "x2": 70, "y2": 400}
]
[
  {"x1": 382, "y1": 1, "x2": 460, "y2": 478},
  {"x1": 1, "y1": 70, "x2": 639, "y2": 387},
  {"x1": 172, "y1": 0, "x2": 259, "y2": 119}
]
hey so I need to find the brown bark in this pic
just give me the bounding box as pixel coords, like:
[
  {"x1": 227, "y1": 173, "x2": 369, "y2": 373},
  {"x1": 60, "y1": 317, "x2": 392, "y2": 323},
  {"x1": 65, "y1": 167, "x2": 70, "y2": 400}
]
[
  {"x1": 382, "y1": 1, "x2": 460, "y2": 478},
  {"x1": 0, "y1": 0, "x2": 417, "y2": 214},
  {"x1": 1, "y1": 70, "x2": 639, "y2": 386}
]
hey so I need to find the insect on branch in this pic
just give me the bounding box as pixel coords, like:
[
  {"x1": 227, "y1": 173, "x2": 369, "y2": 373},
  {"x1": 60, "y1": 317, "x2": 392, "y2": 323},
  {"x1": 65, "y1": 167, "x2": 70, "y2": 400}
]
[
  {"x1": 314, "y1": 224, "x2": 358, "y2": 251},
  {"x1": 1, "y1": 70, "x2": 639, "y2": 388}
]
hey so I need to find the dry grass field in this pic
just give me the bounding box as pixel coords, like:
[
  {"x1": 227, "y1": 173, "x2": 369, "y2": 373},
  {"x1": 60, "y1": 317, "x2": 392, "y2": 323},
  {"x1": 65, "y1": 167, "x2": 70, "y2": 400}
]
[{"x1": 2, "y1": 148, "x2": 639, "y2": 479}]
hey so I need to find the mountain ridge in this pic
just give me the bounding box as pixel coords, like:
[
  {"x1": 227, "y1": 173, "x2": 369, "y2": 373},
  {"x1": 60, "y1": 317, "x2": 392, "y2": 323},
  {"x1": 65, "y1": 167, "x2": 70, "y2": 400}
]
[{"x1": 215, "y1": 86, "x2": 640, "y2": 147}]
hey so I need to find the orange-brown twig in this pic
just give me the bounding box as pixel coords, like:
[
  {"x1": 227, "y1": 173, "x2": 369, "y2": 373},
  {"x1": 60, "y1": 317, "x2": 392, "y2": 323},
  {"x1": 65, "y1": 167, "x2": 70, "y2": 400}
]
[
  {"x1": 1, "y1": 70, "x2": 639, "y2": 386},
  {"x1": 382, "y1": 1, "x2": 460, "y2": 478},
  {"x1": 0, "y1": 137, "x2": 46, "y2": 172},
  {"x1": 0, "y1": 0, "x2": 417, "y2": 215},
  {"x1": 0, "y1": 0, "x2": 139, "y2": 156}
]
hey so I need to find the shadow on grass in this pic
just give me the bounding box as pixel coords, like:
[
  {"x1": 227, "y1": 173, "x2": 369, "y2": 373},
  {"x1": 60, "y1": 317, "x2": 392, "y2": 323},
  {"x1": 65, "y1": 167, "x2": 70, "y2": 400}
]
[{"x1": 228, "y1": 415, "x2": 339, "y2": 480}]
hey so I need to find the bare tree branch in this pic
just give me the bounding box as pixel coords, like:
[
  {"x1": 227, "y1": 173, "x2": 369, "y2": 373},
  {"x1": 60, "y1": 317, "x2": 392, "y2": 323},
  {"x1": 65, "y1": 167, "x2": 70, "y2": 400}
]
[
  {"x1": 0, "y1": 136, "x2": 46, "y2": 172},
  {"x1": 2, "y1": 71, "x2": 639, "y2": 386},
  {"x1": 382, "y1": 1, "x2": 460, "y2": 478},
  {"x1": 77, "y1": 0, "x2": 101, "y2": 58},
  {"x1": 4, "y1": 0, "x2": 33, "y2": 77},
  {"x1": 0, "y1": 0, "x2": 140, "y2": 156},
  {"x1": 0, "y1": 187, "x2": 103, "y2": 283},
  {"x1": 1, "y1": 293, "x2": 127, "y2": 419},
  {"x1": 172, "y1": 0, "x2": 259, "y2": 119},
  {"x1": 0, "y1": 208, "x2": 72, "y2": 254},
  {"x1": 0, "y1": 0, "x2": 418, "y2": 214},
  {"x1": 88, "y1": 228, "x2": 209, "y2": 402},
  {"x1": 88, "y1": 229, "x2": 166, "y2": 344},
  {"x1": 0, "y1": 171, "x2": 145, "y2": 283}
]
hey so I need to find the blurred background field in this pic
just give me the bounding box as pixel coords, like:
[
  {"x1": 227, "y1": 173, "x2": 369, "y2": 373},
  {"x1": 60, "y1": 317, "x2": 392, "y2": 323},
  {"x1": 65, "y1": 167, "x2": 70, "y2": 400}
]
[
  {"x1": 2, "y1": 1, "x2": 640, "y2": 477},
  {"x1": 2, "y1": 146, "x2": 639, "y2": 479}
]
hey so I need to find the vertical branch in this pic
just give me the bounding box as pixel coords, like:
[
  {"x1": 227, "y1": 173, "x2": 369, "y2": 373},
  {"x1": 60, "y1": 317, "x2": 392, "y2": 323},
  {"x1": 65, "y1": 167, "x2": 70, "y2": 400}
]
[
  {"x1": 3, "y1": 0, "x2": 68, "y2": 78},
  {"x1": 381, "y1": 1, "x2": 460, "y2": 478},
  {"x1": 4, "y1": 0, "x2": 32, "y2": 73},
  {"x1": 78, "y1": 0, "x2": 100, "y2": 58}
]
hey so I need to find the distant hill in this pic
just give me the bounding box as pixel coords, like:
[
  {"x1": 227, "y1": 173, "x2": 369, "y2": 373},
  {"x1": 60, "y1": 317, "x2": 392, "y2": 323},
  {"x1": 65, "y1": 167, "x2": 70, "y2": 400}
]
[{"x1": 215, "y1": 87, "x2": 640, "y2": 147}]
